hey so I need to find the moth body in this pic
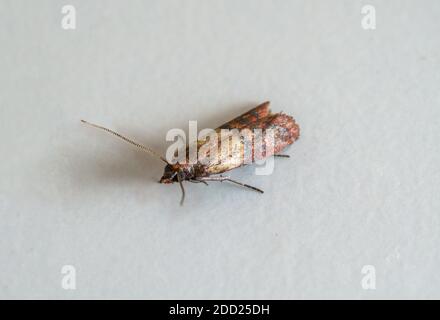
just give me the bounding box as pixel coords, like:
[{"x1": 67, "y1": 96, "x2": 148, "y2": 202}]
[{"x1": 82, "y1": 101, "x2": 300, "y2": 205}]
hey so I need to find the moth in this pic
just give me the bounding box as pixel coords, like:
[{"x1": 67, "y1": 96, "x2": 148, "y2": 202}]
[{"x1": 81, "y1": 101, "x2": 300, "y2": 205}]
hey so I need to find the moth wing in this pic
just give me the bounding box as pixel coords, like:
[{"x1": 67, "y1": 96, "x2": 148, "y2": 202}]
[
  {"x1": 258, "y1": 112, "x2": 300, "y2": 157},
  {"x1": 194, "y1": 101, "x2": 271, "y2": 152},
  {"x1": 216, "y1": 101, "x2": 272, "y2": 131},
  {"x1": 195, "y1": 102, "x2": 271, "y2": 172},
  {"x1": 197, "y1": 102, "x2": 300, "y2": 175}
]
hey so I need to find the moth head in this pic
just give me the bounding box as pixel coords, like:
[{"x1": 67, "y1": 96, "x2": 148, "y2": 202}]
[
  {"x1": 159, "y1": 163, "x2": 187, "y2": 205},
  {"x1": 159, "y1": 163, "x2": 181, "y2": 184}
]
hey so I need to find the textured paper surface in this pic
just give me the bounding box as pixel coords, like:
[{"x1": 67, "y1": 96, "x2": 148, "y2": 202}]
[{"x1": 1, "y1": 0, "x2": 440, "y2": 299}]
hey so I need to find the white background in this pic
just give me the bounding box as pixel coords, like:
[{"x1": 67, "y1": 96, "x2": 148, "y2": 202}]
[{"x1": 1, "y1": 0, "x2": 439, "y2": 299}]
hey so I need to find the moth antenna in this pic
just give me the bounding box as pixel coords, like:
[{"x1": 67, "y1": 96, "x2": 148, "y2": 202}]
[
  {"x1": 177, "y1": 173, "x2": 185, "y2": 206},
  {"x1": 81, "y1": 120, "x2": 169, "y2": 164}
]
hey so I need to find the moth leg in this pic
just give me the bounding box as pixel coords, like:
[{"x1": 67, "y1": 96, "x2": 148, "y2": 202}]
[
  {"x1": 189, "y1": 179, "x2": 209, "y2": 186},
  {"x1": 274, "y1": 154, "x2": 290, "y2": 158},
  {"x1": 176, "y1": 173, "x2": 185, "y2": 206},
  {"x1": 197, "y1": 176, "x2": 264, "y2": 194}
]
